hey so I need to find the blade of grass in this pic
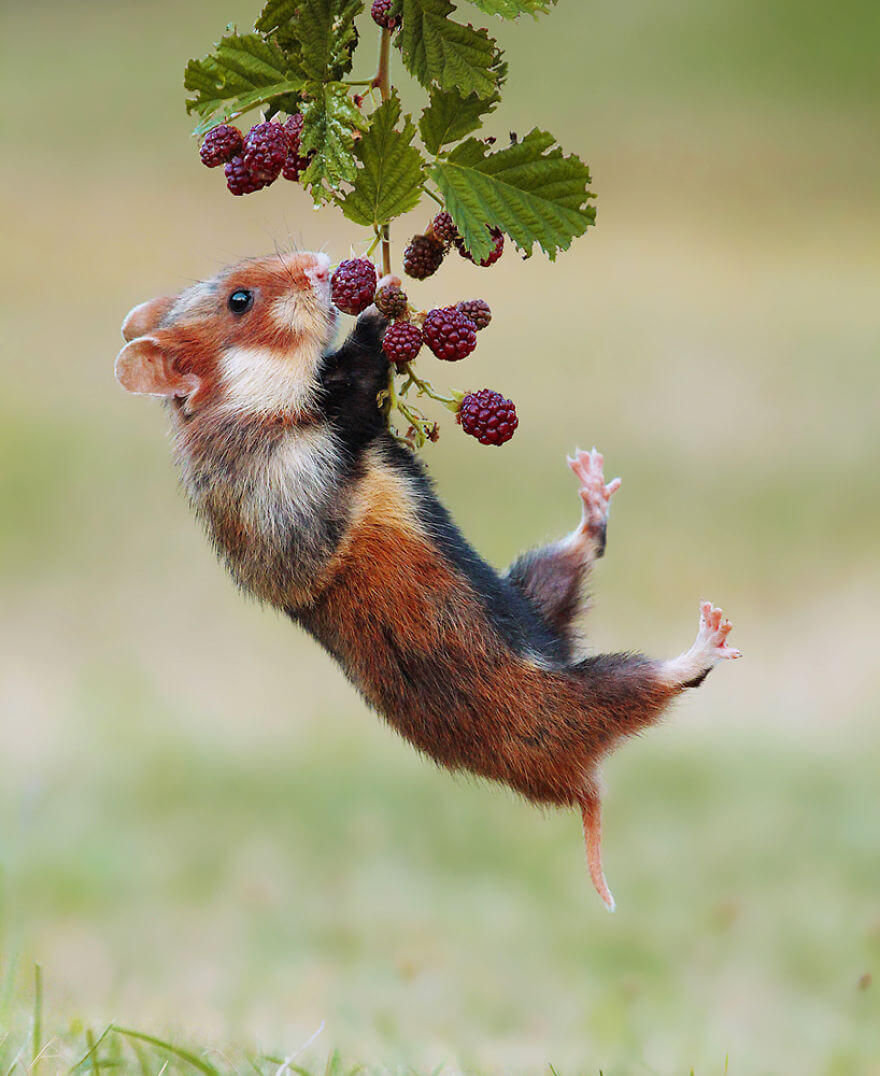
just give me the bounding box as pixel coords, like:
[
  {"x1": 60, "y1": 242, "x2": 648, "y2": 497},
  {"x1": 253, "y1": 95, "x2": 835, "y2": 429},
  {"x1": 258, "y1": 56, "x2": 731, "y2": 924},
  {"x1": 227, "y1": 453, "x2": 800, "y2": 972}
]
[
  {"x1": 32, "y1": 966, "x2": 43, "y2": 1066},
  {"x1": 111, "y1": 1029, "x2": 220, "y2": 1076},
  {"x1": 69, "y1": 1026, "x2": 114, "y2": 1074}
]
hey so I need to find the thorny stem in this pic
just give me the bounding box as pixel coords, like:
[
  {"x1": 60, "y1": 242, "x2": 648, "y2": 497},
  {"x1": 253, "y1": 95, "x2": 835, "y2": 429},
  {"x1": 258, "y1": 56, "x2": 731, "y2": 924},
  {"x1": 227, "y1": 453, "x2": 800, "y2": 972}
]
[{"x1": 374, "y1": 27, "x2": 393, "y2": 276}]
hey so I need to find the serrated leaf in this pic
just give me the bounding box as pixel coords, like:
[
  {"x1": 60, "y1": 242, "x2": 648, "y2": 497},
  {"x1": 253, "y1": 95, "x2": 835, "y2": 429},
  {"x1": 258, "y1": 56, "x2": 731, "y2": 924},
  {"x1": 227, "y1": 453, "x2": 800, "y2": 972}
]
[
  {"x1": 340, "y1": 94, "x2": 426, "y2": 227},
  {"x1": 255, "y1": 0, "x2": 299, "y2": 33},
  {"x1": 300, "y1": 81, "x2": 367, "y2": 199},
  {"x1": 419, "y1": 84, "x2": 500, "y2": 156},
  {"x1": 294, "y1": 0, "x2": 363, "y2": 82},
  {"x1": 464, "y1": 0, "x2": 556, "y2": 17},
  {"x1": 430, "y1": 129, "x2": 596, "y2": 261},
  {"x1": 184, "y1": 32, "x2": 305, "y2": 133},
  {"x1": 398, "y1": 0, "x2": 501, "y2": 99}
]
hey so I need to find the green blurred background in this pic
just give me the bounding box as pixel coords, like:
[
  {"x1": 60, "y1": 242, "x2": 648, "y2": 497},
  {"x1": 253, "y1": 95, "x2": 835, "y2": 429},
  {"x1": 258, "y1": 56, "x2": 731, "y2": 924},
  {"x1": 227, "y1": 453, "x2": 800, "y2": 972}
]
[{"x1": 1, "y1": 1, "x2": 878, "y2": 1072}]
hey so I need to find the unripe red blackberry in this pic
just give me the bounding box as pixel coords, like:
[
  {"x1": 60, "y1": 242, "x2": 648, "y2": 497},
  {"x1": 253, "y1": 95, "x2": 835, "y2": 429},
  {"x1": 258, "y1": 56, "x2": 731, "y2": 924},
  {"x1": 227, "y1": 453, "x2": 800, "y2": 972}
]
[
  {"x1": 374, "y1": 282, "x2": 409, "y2": 319},
  {"x1": 455, "y1": 299, "x2": 491, "y2": 331},
  {"x1": 371, "y1": 0, "x2": 401, "y2": 29},
  {"x1": 422, "y1": 307, "x2": 477, "y2": 362},
  {"x1": 200, "y1": 124, "x2": 243, "y2": 167},
  {"x1": 458, "y1": 227, "x2": 504, "y2": 267},
  {"x1": 457, "y1": 389, "x2": 518, "y2": 446},
  {"x1": 403, "y1": 234, "x2": 445, "y2": 280},
  {"x1": 242, "y1": 122, "x2": 288, "y2": 184},
  {"x1": 224, "y1": 156, "x2": 266, "y2": 196},
  {"x1": 330, "y1": 259, "x2": 378, "y2": 315},
  {"x1": 431, "y1": 212, "x2": 459, "y2": 247},
  {"x1": 382, "y1": 321, "x2": 423, "y2": 367}
]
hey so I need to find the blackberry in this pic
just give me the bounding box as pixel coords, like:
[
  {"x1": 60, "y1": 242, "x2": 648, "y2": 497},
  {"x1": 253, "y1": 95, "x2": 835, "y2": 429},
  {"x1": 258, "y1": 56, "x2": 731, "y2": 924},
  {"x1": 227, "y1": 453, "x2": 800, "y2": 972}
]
[
  {"x1": 199, "y1": 124, "x2": 243, "y2": 168},
  {"x1": 403, "y1": 234, "x2": 445, "y2": 280},
  {"x1": 431, "y1": 212, "x2": 459, "y2": 247},
  {"x1": 455, "y1": 299, "x2": 491, "y2": 330},
  {"x1": 374, "y1": 282, "x2": 409, "y2": 319},
  {"x1": 382, "y1": 321, "x2": 423, "y2": 367},
  {"x1": 242, "y1": 122, "x2": 288, "y2": 184},
  {"x1": 371, "y1": 0, "x2": 401, "y2": 29},
  {"x1": 458, "y1": 227, "x2": 504, "y2": 267},
  {"x1": 281, "y1": 113, "x2": 311, "y2": 181},
  {"x1": 330, "y1": 259, "x2": 378, "y2": 315},
  {"x1": 224, "y1": 156, "x2": 266, "y2": 196},
  {"x1": 457, "y1": 389, "x2": 518, "y2": 446},
  {"x1": 422, "y1": 306, "x2": 477, "y2": 362}
]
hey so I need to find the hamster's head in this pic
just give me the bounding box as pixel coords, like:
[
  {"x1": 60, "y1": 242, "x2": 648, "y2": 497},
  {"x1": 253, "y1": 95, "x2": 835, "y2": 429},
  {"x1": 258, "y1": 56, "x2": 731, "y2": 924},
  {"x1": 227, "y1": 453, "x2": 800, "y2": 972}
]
[{"x1": 115, "y1": 252, "x2": 337, "y2": 418}]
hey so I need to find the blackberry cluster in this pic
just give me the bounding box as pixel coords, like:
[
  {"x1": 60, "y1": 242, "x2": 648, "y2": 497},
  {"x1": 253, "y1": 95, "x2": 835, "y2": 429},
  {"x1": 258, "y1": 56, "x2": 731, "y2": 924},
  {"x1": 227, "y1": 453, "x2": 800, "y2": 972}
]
[
  {"x1": 455, "y1": 299, "x2": 491, "y2": 330},
  {"x1": 403, "y1": 234, "x2": 445, "y2": 280},
  {"x1": 382, "y1": 322, "x2": 423, "y2": 367},
  {"x1": 330, "y1": 259, "x2": 378, "y2": 315},
  {"x1": 422, "y1": 307, "x2": 478, "y2": 362},
  {"x1": 371, "y1": 0, "x2": 401, "y2": 29},
  {"x1": 457, "y1": 389, "x2": 518, "y2": 446},
  {"x1": 199, "y1": 116, "x2": 312, "y2": 195},
  {"x1": 458, "y1": 227, "x2": 505, "y2": 267}
]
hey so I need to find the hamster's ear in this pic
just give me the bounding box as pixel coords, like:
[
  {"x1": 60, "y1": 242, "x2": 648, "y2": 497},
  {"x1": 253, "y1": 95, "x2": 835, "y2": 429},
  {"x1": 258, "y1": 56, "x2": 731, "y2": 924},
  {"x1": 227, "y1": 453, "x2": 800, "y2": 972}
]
[
  {"x1": 121, "y1": 296, "x2": 176, "y2": 342},
  {"x1": 115, "y1": 336, "x2": 200, "y2": 400}
]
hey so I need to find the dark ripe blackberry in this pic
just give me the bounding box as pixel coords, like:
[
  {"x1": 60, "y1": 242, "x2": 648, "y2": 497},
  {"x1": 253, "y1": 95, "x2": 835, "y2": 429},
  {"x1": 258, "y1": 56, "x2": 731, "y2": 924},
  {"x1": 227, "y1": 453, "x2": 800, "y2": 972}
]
[
  {"x1": 284, "y1": 113, "x2": 305, "y2": 152},
  {"x1": 455, "y1": 299, "x2": 491, "y2": 330},
  {"x1": 330, "y1": 259, "x2": 378, "y2": 315},
  {"x1": 374, "y1": 282, "x2": 409, "y2": 319},
  {"x1": 457, "y1": 388, "x2": 518, "y2": 446},
  {"x1": 382, "y1": 321, "x2": 423, "y2": 367},
  {"x1": 458, "y1": 227, "x2": 504, "y2": 267},
  {"x1": 371, "y1": 0, "x2": 401, "y2": 29},
  {"x1": 281, "y1": 115, "x2": 312, "y2": 180},
  {"x1": 224, "y1": 156, "x2": 266, "y2": 196},
  {"x1": 242, "y1": 122, "x2": 288, "y2": 184},
  {"x1": 431, "y1": 212, "x2": 459, "y2": 247},
  {"x1": 403, "y1": 234, "x2": 445, "y2": 280},
  {"x1": 200, "y1": 124, "x2": 243, "y2": 168},
  {"x1": 422, "y1": 306, "x2": 477, "y2": 362}
]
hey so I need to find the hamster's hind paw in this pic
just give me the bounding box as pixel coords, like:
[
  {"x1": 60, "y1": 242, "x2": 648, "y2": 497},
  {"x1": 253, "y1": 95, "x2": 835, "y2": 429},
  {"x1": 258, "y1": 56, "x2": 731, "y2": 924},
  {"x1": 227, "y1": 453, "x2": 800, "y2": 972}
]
[{"x1": 566, "y1": 447, "x2": 621, "y2": 542}]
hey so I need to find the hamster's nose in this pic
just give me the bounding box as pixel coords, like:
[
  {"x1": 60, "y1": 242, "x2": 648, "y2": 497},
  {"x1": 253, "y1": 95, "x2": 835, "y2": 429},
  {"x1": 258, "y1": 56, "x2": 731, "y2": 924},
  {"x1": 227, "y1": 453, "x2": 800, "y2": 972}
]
[{"x1": 311, "y1": 265, "x2": 328, "y2": 282}]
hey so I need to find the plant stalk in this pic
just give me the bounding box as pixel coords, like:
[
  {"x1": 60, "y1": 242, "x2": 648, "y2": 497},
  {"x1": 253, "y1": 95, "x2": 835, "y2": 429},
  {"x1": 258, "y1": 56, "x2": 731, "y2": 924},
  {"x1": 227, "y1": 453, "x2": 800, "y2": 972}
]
[{"x1": 374, "y1": 27, "x2": 393, "y2": 275}]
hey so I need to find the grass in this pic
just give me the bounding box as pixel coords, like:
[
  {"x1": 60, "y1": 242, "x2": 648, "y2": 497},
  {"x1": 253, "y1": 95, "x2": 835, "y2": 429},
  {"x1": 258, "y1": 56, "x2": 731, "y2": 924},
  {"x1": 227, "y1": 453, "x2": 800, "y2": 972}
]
[{"x1": 1, "y1": 0, "x2": 879, "y2": 1073}]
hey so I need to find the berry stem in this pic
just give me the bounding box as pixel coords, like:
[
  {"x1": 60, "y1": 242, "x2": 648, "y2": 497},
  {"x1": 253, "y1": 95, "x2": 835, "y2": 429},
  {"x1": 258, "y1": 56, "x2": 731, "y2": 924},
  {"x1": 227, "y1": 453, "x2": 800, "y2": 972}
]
[
  {"x1": 424, "y1": 188, "x2": 444, "y2": 207},
  {"x1": 399, "y1": 364, "x2": 459, "y2": 409}
]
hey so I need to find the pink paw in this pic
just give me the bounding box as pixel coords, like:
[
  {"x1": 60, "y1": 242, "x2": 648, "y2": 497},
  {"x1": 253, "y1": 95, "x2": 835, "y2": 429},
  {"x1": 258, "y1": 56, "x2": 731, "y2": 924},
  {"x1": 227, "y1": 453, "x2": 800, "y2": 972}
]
[
  {"x1": 696, "y1": 601, "x2": 742, "y2": 661},
  {"x1": 566, "y1": 447, "x2": 621, "y2": 537}
]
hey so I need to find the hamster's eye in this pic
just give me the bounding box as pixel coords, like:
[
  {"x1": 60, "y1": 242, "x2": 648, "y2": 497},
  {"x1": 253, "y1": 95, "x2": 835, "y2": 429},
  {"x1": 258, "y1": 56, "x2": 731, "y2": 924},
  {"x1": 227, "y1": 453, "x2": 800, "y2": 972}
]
[{"x1": 228, "y1": 289, "x2": 254, "y2": 315}]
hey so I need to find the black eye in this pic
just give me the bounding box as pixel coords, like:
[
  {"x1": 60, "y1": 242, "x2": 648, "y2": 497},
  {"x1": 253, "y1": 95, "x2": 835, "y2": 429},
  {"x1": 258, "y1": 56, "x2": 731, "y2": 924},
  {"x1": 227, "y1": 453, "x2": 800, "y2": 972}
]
[{"x1": 228, "y1": 289, "x2": 254, "y2": 314}]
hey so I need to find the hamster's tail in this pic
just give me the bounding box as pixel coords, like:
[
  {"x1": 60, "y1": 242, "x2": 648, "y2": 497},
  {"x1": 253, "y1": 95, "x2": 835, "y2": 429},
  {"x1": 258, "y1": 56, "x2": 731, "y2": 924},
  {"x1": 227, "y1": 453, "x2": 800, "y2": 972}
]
[{"x1": 579, "y1": 792, "x2": 616, "y2": 912}]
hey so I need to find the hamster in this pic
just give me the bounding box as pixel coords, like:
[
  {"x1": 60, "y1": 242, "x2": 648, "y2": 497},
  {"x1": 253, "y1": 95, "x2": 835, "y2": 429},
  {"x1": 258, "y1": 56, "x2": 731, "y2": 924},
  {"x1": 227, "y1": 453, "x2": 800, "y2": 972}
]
[{"x1": 115, "y1": 251, "x2": 740, "y2": 910}]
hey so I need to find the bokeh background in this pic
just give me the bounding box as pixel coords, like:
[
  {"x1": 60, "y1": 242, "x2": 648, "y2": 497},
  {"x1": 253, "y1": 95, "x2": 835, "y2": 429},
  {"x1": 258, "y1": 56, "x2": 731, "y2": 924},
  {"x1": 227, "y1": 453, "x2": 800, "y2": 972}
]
[{"x1": 1, "y1": 1, "x2": 878, "y2": 1072}]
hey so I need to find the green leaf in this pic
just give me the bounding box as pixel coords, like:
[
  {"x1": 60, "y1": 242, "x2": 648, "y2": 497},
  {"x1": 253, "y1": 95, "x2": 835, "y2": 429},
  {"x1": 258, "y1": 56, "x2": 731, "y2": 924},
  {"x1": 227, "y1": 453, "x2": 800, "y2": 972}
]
[
  {"x1": 464, "y1": 0, "x2": 556, "y2": 17},
  {"x1": 255, "y1": 0, "x2": 299, "y2": 33},
  {"x1": 294, "y1": 0, "x2": 363, "y2": 81},
  {"x1": 430, "y1": 129, "x2": 596, "y2": 261},
  {"x1": 418, "y1": 82, "x2": 501, "y2": 155},
  {"x1": 184, "y1": 33, "x2": 305, "y2": 134},
  {"x1": 398, "y1": 0, "x2": 501, "y2": 99},
  {"x1": 340, "y1": 93, "x2": 426, "y2": 227},
  {"x1": 300, "y1": 81, "x2": 367, "y2": 198}
]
